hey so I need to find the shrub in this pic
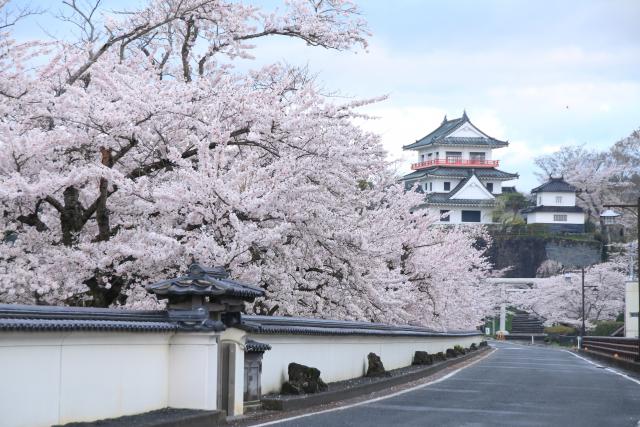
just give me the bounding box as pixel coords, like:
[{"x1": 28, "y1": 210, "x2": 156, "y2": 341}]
[
  {"x1": 544, "y1": 325, "x2": 577, "y2": 336},
  {"x1": 590, "y1": 321, "x2": 624, "y2": 337}
]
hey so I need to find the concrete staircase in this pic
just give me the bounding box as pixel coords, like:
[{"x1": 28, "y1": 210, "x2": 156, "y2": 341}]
[{"x1": 507, "y1": 313, "x2": 545, "y2": 341}]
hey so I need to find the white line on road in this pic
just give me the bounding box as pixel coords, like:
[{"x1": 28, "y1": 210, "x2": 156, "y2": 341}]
[
  {"x1": 444, "y1": 378, "x2": 640, "y2": 392},
  {"x1": 367, "y1": 403, "x2": 540, "y2": 416},
  {"x1": 479, "y1": 362, "x2": 582, "y2": 367},
  {"x1": 409, "y1": 387, "x2": 481, "y2": 393},
  {"x1": 249, "y1": 348, "x2": 497, "y2": 427},
  {"x1": 478, "y1": 365, "x2": 587, "y2": 372},
  {"x1": 564, "y1": 350, "x2": 640, "y2": 386},
  {"x1": 492, "y1": 357, "x2": 577, "y2": 362}
]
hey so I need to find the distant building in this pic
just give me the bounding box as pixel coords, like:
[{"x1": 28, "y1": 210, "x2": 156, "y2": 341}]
[
  {"x1": 521, "y1": 177, "x2": 585, "y2": 232},
  {"x1": 400, "y1": 111, "x2": 518, "y2": 224}
]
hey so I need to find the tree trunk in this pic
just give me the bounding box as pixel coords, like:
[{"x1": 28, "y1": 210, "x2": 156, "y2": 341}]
[{"x1": 61, "y1": 186, "x2": 85, "y2": 246}]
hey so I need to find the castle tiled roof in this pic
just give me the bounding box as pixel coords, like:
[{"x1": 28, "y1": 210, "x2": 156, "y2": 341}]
[
  {"x1": 401, "y1": 167, "x2": 518, "y2": 181},
  {"x1": 521, "y1": 205, "x2": 584, "y2": 214},
  {"x1": 403, "y1": 168, "x2": 499, "y2": 208},
  {"x1": 403, "y1": 112, "x2": 508, "y2": 150},
  {"x1": 423, "y1": 193, "x2": 497, "y2": 207},
  {"x1": 531, "y1": 177, "x2": 577, "y2": 193},
  {"x1": 415, "y1": 171, "x2": 496, "y2": 207}
]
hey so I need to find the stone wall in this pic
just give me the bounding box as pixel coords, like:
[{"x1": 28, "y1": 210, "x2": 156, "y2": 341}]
[{"x1": 486, "y1": 234, "x2": 602, "y2": 277}]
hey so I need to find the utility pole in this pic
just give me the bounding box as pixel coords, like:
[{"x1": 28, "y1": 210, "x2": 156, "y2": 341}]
[{"x1": 581, "y1": 266, "x2": 586, "y2": 338}]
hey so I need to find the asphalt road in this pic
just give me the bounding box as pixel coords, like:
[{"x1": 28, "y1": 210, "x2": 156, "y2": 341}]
[{"x1": 259, "y1": 342, "x2": 640, "y2": 427}]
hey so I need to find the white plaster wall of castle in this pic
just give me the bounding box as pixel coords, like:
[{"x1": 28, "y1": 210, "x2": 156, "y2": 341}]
[
  {"x1": 418, "y1": 147, "x2": 493, "y2": 162},
  {"x1": 419, "y1": 178, "x2": 462, "y2": 193},
  {"x1": 450, "y1": 176, "x2": 494, "y2": 200},
  {"x1": 448, "y1": 122, "x2": 487, "y2": 138},
  {"x1": 417, "y1": 178, "x2": 502, "y2": 195},
  {"x1": 0, "y1": 331, "x2": 219, "y2": 427},
  {"x1": 435, "y1": 207, "x2": 493, "y2": 224},
  {"x1": 526, "y1": 211, "x2": 584, "y2": 224},
  {"x1": 537, "y1": 192, "x2": 576, "y2": 207},
  {"x1": 250, "y1": 333, "x2": 482, "y2": 394},
  {"x1": 486, "y1": 181, "x2": 502, "y2": 194}
]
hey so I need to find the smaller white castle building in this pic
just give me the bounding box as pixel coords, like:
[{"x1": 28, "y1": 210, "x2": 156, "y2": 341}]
[{"x1": 521, "y1": 177, "x2": 585, "y2": 233}]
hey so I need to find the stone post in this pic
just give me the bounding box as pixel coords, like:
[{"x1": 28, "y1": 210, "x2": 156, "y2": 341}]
[
  {"x1": 218, "y1": 328, "x2": 247, "y2": 417},
  {"x1": 499, "y1": 303, "x2": 507, "y2": 334}
]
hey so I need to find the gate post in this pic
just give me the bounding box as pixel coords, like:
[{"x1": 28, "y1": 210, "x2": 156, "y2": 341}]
[{"x1": 218, "y1": 328, "x2": 247, "y2": 416}]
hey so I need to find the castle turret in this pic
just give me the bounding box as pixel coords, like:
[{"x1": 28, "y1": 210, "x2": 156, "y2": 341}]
[{"x1": 401, "y1": 112, "x2": 518, "y2": 224}]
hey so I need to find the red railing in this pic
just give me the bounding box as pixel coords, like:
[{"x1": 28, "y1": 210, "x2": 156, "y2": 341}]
[{"x1": 411, "y1": 159, "x2": 499, "y2": 170}]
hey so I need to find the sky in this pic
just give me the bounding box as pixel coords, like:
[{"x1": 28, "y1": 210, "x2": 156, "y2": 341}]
[{"x1": 7, "y1": 0, "x2": 640, "y2": 191}]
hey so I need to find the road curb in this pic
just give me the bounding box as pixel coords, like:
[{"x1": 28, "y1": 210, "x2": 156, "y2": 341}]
[
  {"x1": 261, "y1": 346, "x2": 490, "y2": 411},
  {"x1": 54, "y1": 408, "x2": 226, "y2": 427}
]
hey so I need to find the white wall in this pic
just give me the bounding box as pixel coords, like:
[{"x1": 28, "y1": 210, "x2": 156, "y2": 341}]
[
  {"x1": 626, "y1": 281, "x2": 638, "y2": 338},
  {"x1": 250, "y1": 333, "x2": 482, "y2": 394},
  {"x1": 0, "y1": 331, "x2": 219, "y2": 427},
  {"x1": 527, "y1": 211, "x2": 584, "y2": 224},
  {"x1": 435, "y1": 207, "x2": 493, "y2": 224},
  {"x1": 450, "y1": 176, "x2": 493, "y2": 200},
  {"x1": 416, "y1": 178, "x2": 501, "y2": 195},
  {"x1": 417, "y1": 147, "x2": 493, "y2": 162},
  {"x1": 0, "y1": 324, "x2": 483, "y2": 424},
  {"x1": 485, "y1": 181, "x2": 502, "y2": 194},
  {"x1": 420, "y1": 178, "x2": 462, "y2": 193},
  {"x1": 537, "y1": 192, "x2": 576, "y2": 207}
]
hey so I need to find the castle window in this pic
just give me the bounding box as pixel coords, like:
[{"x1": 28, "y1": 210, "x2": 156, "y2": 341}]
[
  {"x1": 470, "y1": 152, "x2": 486, "y2": 161},
  {"x1": 461, "y1": 210, "x2": 481, "y2": 223},
  {"x1": 429, "y1": 182, "x2": 433, "y2": 191},
  {"x1": 553, "y1": 214, "x2": 567, "y2": 222},
  {"x1": 486, "y1": 183, "x2": 494, "y2": 193},
  {"x1": 444, "y1": 182, "x2": 451, "y2": 191},
  {"x1": 440, "y1": 210, "x2": 450, "y2": 222},
  {"x1": 445, "y1": 151, "x2": 462, "y2": 162},
  {"x1": 555, "y1": 196, "x2": 562, "y2": 204}
]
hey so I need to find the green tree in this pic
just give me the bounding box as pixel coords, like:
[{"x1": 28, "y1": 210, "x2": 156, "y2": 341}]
[{"x1": 494, "y1": 192, "x2": 529, "y2": 224}]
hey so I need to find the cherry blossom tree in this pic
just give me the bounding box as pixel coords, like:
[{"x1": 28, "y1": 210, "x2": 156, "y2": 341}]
[
  {"x1": 534, "y1": 146, "x2": 626, "y2": 223},
  {"x1": 509, "y1": 258, "x2": 628, "y2": 329},
  {"x1": 0, "y1": 0, "x2": 491, "y2": 330},
  {"x1": 535, "y1": 130, "x2": 639, "y2": 230}
]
